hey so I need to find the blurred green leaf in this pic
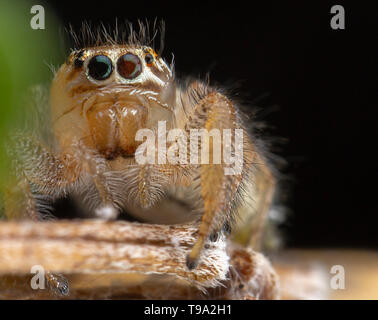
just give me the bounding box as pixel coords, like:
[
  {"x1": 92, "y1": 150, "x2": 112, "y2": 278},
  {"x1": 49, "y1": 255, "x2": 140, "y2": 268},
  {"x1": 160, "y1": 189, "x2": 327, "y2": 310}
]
[{"x1": 0, "y1": 0, "x2": 62, "y2": 183}]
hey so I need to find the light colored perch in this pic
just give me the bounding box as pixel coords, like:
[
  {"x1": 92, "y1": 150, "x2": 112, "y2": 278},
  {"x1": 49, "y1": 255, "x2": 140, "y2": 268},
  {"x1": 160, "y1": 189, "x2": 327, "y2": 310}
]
[{"x1": 0, "y1": 220, "x2": 279, "y2": 299}]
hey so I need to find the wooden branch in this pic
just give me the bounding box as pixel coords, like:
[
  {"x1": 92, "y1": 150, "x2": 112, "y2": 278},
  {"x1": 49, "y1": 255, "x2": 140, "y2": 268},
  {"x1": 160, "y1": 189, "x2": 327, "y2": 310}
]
[{"x1": 0, "y1": 220, "x2": 279, "y2": 299}]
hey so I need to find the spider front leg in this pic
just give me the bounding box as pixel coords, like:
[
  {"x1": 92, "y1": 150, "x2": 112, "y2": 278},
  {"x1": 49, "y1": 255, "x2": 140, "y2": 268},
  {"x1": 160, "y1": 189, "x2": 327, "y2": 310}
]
[
  {"x1": 3, "y1": 134, "x2": 79, "y2": 220},
  {"x1": 5, "y1": 133, "x2": 118, "y2": 220},
  {"x1": 3, "y1": 135, "x2": 117, "y2": 295},
  {"x1": 2, "y1": 134, "x2": 82, "y2": 296},
  {"x1": 3, "y1": 176, "x2": 41, "y2": 221},
  {"x1": 4, "y1": 177, "x2": 70, "y2": 296},
  {"x1": 183, "y1": 91, "x2": 255, "y2": 269}
]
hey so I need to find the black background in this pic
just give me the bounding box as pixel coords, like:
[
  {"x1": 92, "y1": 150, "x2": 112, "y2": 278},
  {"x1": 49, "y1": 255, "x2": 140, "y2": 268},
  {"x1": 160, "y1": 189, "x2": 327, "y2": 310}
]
[{"x1": 45, "y1": 0, "x2": 377, "y2": 249}]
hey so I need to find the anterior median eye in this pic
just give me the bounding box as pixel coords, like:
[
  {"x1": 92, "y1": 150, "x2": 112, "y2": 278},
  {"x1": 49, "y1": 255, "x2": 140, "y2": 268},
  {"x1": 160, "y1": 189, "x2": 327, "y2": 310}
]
[
  {"x1": 117, "y1": 53, "x2": 142, "y2": 80},
  {"x1": 87, "y1": 55, "x2": 113, "y2": 81}
]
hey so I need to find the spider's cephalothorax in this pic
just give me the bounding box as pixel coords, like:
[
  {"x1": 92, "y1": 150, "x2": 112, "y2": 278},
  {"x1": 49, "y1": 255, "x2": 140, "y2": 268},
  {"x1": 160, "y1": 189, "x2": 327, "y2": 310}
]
[
  {"x1": 53, "y1": 45, "x2": 175, "y2": 160},
  {"x1": 3, "y1": 22, "x2": 276, "y2": 280}
]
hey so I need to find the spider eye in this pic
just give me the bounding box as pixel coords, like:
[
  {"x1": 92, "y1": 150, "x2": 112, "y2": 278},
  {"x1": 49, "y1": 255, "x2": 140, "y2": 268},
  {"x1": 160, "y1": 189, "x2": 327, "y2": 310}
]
[
  {"x1": 145, "y1": 53, "x2": 154, "y2": 65},
  {"x1": 117, "y1": 53, "x2": 142, "y2": 80},
  {"x1": 87, "y1": 55, "x2": 113, "y2": 80},
  {"x1": 73, "y1": 50, "x2": 85, "y2": 68}
]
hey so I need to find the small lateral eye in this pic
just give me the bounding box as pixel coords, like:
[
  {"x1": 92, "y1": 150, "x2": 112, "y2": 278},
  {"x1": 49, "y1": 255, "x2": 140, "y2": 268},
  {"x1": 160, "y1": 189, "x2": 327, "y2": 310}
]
[
  {"x1": 73, "y1": 50, "x2": 85, "y2": 68},
  {"x1": 145, "y1": 53, "x2": 154, "y2": 65},
  {"x1": 117, "y1": 53, "x2": 142, "y2": 80},
  {"x1": 87, "y1": 55, "x2": 113, "y2": 81}
]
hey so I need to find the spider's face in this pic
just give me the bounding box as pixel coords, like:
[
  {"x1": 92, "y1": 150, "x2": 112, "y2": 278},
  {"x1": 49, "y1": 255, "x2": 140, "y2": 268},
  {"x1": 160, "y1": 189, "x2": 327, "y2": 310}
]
[
  {"x1": 50, "y1": 45, "x2": 175, "y2": 159},
  {"x1": 74, "y1": 46, "x2": 173, "y2": 88}
]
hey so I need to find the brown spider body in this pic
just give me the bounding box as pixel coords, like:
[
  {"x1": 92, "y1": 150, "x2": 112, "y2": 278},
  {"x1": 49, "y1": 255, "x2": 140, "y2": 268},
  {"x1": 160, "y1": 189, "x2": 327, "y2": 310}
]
[{"x1": 3, "y1": 23, "x2": 276, "y2": 280}]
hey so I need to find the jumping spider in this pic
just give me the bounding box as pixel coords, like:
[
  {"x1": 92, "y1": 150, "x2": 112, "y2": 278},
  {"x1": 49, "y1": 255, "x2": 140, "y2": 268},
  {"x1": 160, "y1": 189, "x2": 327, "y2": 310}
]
[{"x1": 3, "y1": 22, "x2": 276, "y2": 294}]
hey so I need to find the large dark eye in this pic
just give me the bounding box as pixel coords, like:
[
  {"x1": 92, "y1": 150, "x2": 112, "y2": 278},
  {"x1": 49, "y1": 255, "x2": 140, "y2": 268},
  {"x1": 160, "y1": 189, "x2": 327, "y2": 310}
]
[
  {"x1": 117, "y1": 53, "x2": 142, "y2": 80},
  {"x1": 87, "y1": 55, "x2": 113, "y2": 80}
]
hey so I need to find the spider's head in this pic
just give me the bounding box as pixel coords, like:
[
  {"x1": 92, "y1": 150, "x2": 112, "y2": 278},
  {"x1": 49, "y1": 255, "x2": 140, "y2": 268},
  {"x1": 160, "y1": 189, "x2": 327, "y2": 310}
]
[{"x1": 50, "y1": 44, "x2": 175, "y2": 159}]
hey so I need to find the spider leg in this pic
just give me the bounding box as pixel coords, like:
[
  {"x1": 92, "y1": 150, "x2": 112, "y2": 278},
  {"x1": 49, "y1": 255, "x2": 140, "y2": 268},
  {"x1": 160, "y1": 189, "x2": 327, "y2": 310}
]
[
  {"x1": 2, "y1": 134, "x2": 118, "y2": 296},
  {"x1": 3, "y1": 178, "x2": 40, "y2": 221},
  {"x1": 3, "y1": 134, "x2": 80, "y2": 220},
  {"x1": 2, "y1": 134, "x2": 84, "y2": 296},
  {"x1": 247, "y1": 156, "x2": 276, "y2": 249},
  {"x1": 182, "y1": 91, "x2": 255, "y2": 269}
]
